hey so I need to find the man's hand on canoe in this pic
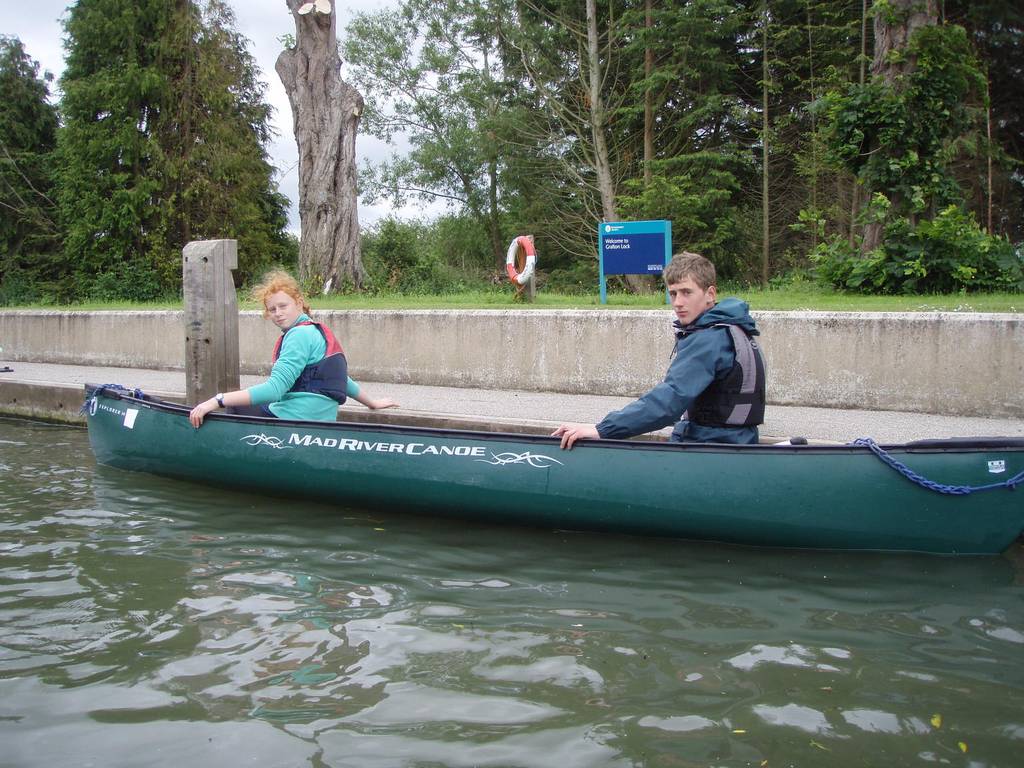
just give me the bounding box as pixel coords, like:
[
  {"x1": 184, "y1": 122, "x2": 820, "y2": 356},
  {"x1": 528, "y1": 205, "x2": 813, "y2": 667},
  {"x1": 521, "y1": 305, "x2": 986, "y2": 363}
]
[{"x1": 551, "y1": 423, "x2": 600, "y2": 450}]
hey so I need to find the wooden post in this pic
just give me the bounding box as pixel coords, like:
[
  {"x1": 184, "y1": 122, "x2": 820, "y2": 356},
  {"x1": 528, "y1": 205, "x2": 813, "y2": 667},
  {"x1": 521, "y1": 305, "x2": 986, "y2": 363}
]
[
  {"x1": 526, "y1": 235, "x2": 536, "y2": 303},
  {"x1": 183, "y1": 240, "x2": 240, "y2": 406}
]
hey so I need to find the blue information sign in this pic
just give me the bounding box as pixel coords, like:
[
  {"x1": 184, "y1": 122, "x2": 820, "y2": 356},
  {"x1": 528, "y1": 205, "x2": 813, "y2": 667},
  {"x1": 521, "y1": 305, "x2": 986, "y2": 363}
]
[{"x1": 598, "y1": 220, "x2": 672, "y2": 303}]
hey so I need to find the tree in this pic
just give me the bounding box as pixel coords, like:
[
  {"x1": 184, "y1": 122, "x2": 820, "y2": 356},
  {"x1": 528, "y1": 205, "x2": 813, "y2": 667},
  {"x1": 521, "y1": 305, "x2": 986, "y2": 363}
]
[
  {"x1": 344, "y1": 0, "x2": 510, "y2": 269},
  {"x1": 858, "y1": 0, "x2": 938, "y2": 253},
  {"x1": 56, "y1": 0, "x2": 170, "y2": 299},
  {"x1": 277, "y1": 0, "x2": 365, "y2": 293},
  {"x1": 57, "y1": 0, "x2": 290, "y2": 299},
  {"x1": 747, "y1": 0, "x2": 864, "y2": 274},
  {"x1": 157, "y1": 0, "x2": 293, "y2": 287},
  {"x1": 812, "y1": 3, "x2": 1015, "y2": 292},
  {"x1": 615, "y1": 0, "x2": 759, "y2": 279},
  {"x1": 499, "y1": 0, "x2": 635, "y2": 270},
  {"x1": 759, "y1": 0, "x2": 771, "y2": 285},
  {"x1": 0, "y1": 36, "x2": 59, "y2": 300},
  {"x1": 946, "y1": 0, "x2": 1024, "y2": 241},
  {"x1": 330, "y1": 0, "x2": 1019, "y2": 290}
]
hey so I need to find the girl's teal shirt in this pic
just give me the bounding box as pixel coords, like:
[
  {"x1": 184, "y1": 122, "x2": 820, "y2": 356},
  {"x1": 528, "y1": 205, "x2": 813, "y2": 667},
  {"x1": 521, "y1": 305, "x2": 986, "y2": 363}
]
[{"x1": 247, "y1": 313, "x2": 359, "y2": 421}]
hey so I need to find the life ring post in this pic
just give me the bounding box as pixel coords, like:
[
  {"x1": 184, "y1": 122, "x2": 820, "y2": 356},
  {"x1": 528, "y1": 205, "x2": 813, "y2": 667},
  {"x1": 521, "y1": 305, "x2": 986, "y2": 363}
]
[{"x1": 505, "y1": 234, "x2": 537, "y2": 302}]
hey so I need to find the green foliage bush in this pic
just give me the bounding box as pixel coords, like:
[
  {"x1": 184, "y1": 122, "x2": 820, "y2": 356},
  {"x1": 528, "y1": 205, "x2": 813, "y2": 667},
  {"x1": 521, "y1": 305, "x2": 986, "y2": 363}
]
[
  {"x1": 361, "y1": 218, "x2": 465, "y2": 294},
  {"x1": 617, "y1": 168, "x2": 753, "y2": 282},
  {"x1": 421, "y1": 215, "x2": 495, "y2": 275},
  {"x1": 366, "y1": 218, "x2": 418, "y2": 282},
  {"x1": 86, "y1": 260, "x2": 167, "y2": 302},
  {"x1": 0, "y1": 268, "x2": 42, "y2": 306},
  {"x1": 812, "y1": 205, "x2": 1023, "y2": 293},
  {"x1": 819, "y1": 25, "x2": 982, "y2": 218},
  {"x1": 542, "y1": 260, "x2": 599, "y2": 295},
  {"x1": 808, "y1": 21, "x2": 1024, "y2": 295}
]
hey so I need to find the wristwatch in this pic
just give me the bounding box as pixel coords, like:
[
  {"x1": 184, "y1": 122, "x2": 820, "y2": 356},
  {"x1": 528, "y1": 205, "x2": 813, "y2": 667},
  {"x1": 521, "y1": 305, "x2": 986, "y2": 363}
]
[{"x1": 215, "y1": 393, "x2": 225, "y2": 408}]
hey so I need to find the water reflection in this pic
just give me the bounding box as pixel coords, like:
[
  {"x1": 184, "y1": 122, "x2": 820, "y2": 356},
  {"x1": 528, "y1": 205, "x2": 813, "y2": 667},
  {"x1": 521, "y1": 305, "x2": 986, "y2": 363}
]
[{"x1": 1, "y1": 417, "x2": 1023, "y2": 767}]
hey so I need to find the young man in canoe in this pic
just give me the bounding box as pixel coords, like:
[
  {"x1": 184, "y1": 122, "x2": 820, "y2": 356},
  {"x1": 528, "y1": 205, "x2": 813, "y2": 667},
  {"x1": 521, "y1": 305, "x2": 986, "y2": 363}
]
[
  {"x1": 552, "y1": 252, "x2": 765, "y2": 448},
  {"x1": 188, "y1": 270, "x2": 398, "y2": 427}
]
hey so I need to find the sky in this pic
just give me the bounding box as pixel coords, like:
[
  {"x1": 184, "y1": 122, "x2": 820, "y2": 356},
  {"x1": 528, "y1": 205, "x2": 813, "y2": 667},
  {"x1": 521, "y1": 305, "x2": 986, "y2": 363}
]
[{"x1": 0, "y1": 0, "x2": 411, "y2": 234}]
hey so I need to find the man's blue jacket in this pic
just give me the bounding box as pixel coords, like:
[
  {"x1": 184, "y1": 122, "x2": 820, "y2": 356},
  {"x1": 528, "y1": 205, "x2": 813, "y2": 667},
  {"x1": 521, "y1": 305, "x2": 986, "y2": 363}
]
[{"x1": 596, "y1": 298, "x2": 764, "y2": 444}]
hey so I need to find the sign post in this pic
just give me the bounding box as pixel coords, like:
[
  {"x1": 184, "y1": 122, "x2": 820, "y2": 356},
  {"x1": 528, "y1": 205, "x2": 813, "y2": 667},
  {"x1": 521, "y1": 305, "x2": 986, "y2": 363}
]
[{"x1": 598, "y1": 220, "x2": 673, "y2": 304}]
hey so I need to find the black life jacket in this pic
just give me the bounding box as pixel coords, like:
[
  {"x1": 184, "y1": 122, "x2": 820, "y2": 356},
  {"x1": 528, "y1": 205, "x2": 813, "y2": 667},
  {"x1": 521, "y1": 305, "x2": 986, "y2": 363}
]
[
  {"x1": 687, "y1": 323, "x2": 766, "y2": 428},
  {"x1": 272, "y1": 321, "x2": 349, "y2": 404}
]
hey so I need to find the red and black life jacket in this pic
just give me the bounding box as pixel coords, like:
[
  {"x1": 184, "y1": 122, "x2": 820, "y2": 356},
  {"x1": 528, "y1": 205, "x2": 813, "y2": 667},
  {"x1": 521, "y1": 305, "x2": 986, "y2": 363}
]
[{"x1": 272, "y1": 321, "x2": 349, "y2": 404}]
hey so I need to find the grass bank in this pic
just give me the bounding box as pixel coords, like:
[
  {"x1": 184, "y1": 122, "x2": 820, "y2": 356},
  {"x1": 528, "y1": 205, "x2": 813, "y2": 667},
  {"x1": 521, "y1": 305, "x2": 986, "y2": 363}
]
[{"x1": 3, "y1": 286, "x2": 1021, "y2": 312}]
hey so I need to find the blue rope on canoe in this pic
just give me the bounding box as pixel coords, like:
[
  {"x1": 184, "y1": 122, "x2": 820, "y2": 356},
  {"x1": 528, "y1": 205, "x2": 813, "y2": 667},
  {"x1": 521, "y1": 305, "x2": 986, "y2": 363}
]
[
  {"x1": 852, "y1": 437, "x2": 1024, "y2": 495},
  {"x1": 80, "y1": 384, "x2": 146, "y2": 414}
]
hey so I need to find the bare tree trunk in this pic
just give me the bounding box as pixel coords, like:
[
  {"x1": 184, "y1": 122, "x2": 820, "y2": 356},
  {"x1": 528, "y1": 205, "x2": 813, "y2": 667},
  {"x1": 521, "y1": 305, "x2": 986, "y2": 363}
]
[
  {"x1": 985, "y1": 73, "x2": 993, "y2": 234},
  {"x1": 179, "y1": 0, "x2": 193, "y2": 245},
  {"x1": 806, "y1": 0, "x2": 816, "y2": 252},
  {"x1": 850, "y1": 0, "x2": 868, "y2": 247},
  {"x1": 585, "y1": 0, "x2": 617, "y2": 223},
  {"x1": 870, "y1": 0, "x2": 937, "y2": 83},
  {"x1": 482, "y1": 46, "x2": 504, "y2": 268},
  {"x1": 488, "y1": 155, "x2": 502, "y2": 265},
  {"x1": 643, "y1": 0, "x2": 654, "y2": 186},
  {"x1": 861, "y1": 0, "x2": 937, "y2": 254},
  {"x1": 586, "y1": 0, "x2": 648, "y2": 291},
  {"x1": 276, "y1": 0, "x2": 365, "y2": 293},
  {"x1": 761, "y1": 1, "x2": 770, "y2": 286}
]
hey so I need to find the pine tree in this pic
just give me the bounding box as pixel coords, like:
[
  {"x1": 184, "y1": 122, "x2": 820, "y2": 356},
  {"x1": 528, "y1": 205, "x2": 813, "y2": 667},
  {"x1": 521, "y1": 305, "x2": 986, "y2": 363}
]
[
  {"x1": 946, "y1": 0, "x2": 1024, "y2": 240},
  {"x1": 615, "y1": 0, "x2": 758, "y2": 279},
  {"x1": 156, "y1": 0, "x2": 292, "y2": 287},
  {"x1": 0, "y1": 36, "x2": 60, "y2": 302},
  {"x1": 56, "y1": 0, "x2": 169, "y2": 300},
  {"x1": 57, "y1": 0, "x2": 291, "y2": 300},
  {"x1": 750, "y1": 0, "x2": 863, "y2": 273}
]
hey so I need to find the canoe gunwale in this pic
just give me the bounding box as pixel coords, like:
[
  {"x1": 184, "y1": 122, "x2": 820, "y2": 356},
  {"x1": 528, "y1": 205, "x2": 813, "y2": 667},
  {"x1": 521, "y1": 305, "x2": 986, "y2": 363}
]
[{"x1": 83, "y1": 383, "x2": 1024, "y2": 456}]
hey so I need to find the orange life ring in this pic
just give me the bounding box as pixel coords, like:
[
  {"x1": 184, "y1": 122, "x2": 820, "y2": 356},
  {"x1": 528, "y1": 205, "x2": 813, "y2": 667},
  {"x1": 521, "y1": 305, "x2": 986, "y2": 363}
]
[{"x1": 505, "y1": 236, "x2": 537, "y2": 286}]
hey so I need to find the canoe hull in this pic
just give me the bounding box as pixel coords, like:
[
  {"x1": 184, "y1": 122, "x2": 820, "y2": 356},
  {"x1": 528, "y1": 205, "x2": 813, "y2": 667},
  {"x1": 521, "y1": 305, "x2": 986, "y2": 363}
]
[{"x1": 84, "y1": 386, "x2": 1024, "y2": 554}]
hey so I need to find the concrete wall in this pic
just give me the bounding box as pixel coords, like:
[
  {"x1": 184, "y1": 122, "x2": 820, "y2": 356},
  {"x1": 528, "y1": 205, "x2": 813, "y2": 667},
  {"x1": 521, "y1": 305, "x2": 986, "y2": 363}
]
[
  {"x1": 0, "y1": 310, "x2": 185, "y2": 370},
  {"x1": 1, "y1": 309, "x2": 1021, "y2": 417}
]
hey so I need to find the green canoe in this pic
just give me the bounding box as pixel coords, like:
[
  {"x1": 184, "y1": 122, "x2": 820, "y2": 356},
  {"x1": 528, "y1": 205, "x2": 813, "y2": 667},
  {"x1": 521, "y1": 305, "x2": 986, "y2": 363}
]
[{"x1": 83, "y1": 385, "x2": 1024, "y2": 555}]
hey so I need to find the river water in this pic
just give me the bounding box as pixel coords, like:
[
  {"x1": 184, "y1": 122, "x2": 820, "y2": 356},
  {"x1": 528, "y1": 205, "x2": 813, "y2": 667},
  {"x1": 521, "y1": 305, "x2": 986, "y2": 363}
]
[{"x1": 2, "y1": 417, "x2": 1023, "y2": 768}]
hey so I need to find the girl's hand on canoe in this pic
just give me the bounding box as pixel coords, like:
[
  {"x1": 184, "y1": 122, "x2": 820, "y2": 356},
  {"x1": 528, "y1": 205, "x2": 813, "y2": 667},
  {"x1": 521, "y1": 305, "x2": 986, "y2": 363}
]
[
  {"x1": 552, "y1": 423, "x2": 600, "y2": 450},
  {"x1": 189, "y1": 399, "x2": 217, "y2": 428},
  {"x1": 352, "y1": 390, "x2": 400, "y2": 410}
]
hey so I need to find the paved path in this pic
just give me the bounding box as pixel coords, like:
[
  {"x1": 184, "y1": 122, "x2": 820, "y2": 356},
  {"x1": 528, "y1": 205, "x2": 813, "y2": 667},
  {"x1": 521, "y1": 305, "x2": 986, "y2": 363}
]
[{"x1": 3, "y1": 361, "x2": 1023, "y2": 444}]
